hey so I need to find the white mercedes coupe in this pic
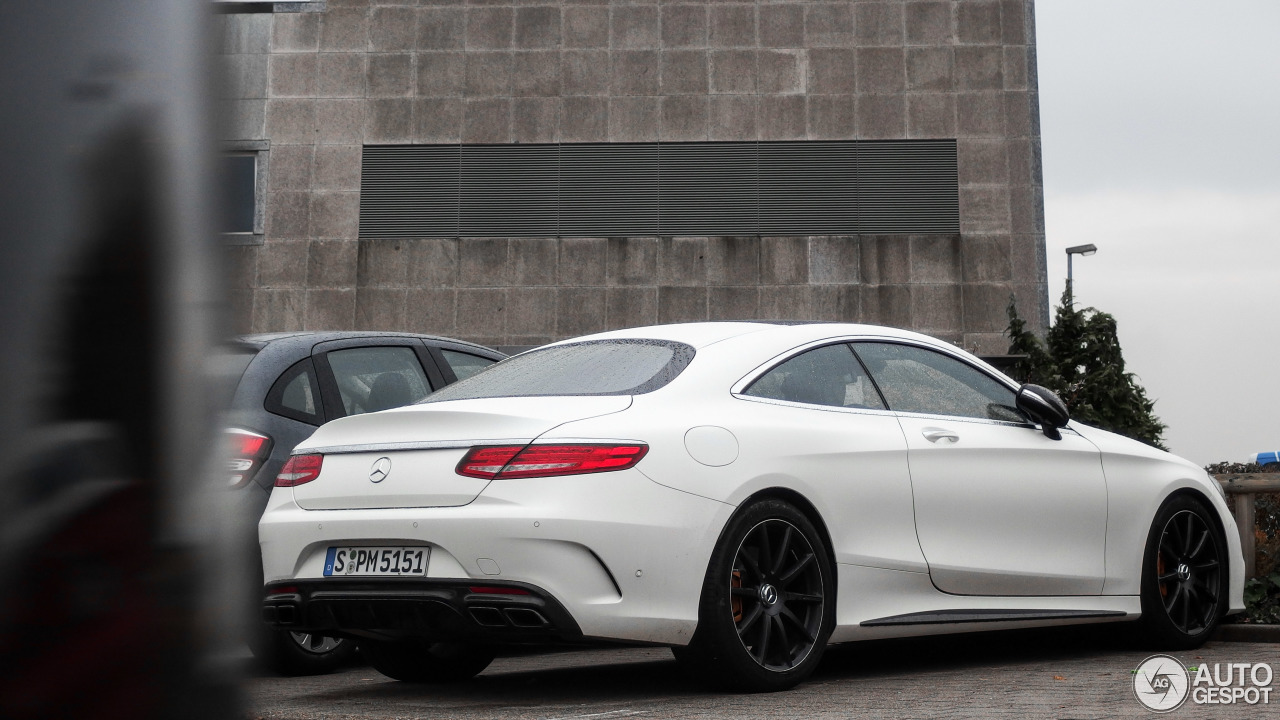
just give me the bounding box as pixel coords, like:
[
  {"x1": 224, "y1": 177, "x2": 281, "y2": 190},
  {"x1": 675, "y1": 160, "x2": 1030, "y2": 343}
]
[{"x1": 258, "y1": 322, "x2": 1244, "y2": 691}]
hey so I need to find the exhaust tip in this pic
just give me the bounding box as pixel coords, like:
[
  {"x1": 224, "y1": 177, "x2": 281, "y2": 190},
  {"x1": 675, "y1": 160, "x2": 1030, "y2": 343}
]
[
  {"x1": 275, "y1": 605, "x2": 298, "y2": 626},
  {"x1": 469, "y1": 606, "x2": 507, "y2": 627},
  {"x1": 504, "y1": 608, "x2": 548, "y2": 628}
]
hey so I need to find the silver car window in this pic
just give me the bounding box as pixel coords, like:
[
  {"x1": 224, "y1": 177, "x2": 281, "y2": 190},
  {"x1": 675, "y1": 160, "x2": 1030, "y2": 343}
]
[
  {"x1": 744, "y1": 343, "x2": 886, "y2": 410},
  {"x1": 853, "y1": 342, "x2": 1024, "y2": 423}
]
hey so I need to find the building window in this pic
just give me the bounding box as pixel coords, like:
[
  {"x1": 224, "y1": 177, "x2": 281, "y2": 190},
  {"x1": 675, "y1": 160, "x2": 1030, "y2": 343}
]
[{"x1": 222, "y1": 140, "x2": 268, "y2": 244}]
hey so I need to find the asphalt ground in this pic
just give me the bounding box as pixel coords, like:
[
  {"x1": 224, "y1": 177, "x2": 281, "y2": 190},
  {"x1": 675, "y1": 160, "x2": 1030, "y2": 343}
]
[{"x1": 243, "y1": 626, "x2": 1280, "y2": 720}]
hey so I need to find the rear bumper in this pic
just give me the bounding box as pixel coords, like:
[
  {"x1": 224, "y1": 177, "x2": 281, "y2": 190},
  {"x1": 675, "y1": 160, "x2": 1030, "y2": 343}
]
[
  {"x1": 262, "y1": 579, "x2": 581, "y2": 643},
  {"x1": 258, "y1": 468, "x2": 735, "y2": 645}
]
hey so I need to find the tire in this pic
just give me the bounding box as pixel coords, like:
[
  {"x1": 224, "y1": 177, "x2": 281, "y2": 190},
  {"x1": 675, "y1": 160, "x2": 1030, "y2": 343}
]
[
  {"x1": 1137, "y1": 495, "x2": 1228, "y2": 650},
  {"x1": 249, "y1": 625, "x2": 358, "y2": 676},
  {"x1": 361, "y1": 640, "x2": 495, "y2": 683},
  {"x1": 675, "y1": 498, "x2": 835, "y2": 692}
]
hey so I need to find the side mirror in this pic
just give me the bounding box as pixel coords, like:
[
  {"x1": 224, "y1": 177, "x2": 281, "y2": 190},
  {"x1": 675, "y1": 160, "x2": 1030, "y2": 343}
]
[{"x1": 1016, "y1": 384, "x2": 1070, "y2": 440}]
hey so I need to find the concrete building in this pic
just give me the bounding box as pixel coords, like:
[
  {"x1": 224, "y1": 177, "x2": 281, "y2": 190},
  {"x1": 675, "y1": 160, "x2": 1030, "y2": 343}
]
[{"x1": 218, "y1": 0, "x2": 1048, "y2": 352}]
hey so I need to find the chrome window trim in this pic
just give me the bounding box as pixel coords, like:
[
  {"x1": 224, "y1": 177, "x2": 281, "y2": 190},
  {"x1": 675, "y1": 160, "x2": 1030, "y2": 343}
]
[
  {"x1": 731, "y1": 337, "x2": 890, "y2": 414},
  {"x1": 731, "y1": 336, "x2": 876, "y2": 396},
  {"x1": 732, "y1": 392, "x2": 900, "y2": 419},
  {"x1": 732, "y1": 335, "x2": 1036, "y2": 429},
  {"x1": 733, "y1": 334, "x2": 1021, "y2": 395}
]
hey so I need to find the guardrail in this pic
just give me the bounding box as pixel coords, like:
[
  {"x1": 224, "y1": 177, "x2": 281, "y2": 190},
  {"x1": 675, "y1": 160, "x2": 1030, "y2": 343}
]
[{"x1": 1213, "y1": 473, "x2": 1280, "y2": 579}]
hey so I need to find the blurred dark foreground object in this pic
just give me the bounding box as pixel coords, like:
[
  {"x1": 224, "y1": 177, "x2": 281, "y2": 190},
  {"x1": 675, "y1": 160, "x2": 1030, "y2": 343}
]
[{"x1": 0, "y1": 2, "x2": 237, "y2": 718}]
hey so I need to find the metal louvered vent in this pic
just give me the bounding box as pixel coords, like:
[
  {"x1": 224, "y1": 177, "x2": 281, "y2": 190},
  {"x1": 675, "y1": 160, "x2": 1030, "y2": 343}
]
[
  {"x1": 359, "y1": 140, "x2": 957, "y2": 238},
  {"x1": 659, "y1": 143, "x2": 758, "y2": 236},
  {"x1": 758, "y1": 141, "x2": 860, "y2": 235},
  {"x1": 461, "y1": 144, "x2": 558, "y2": 237},
  {"x1": 559, "y1": 143, "x2": 658, "y2": 237},
  {"x1": 360, "y1": 145, "x2": 459, "y2": 239},
  {"x1": 858, "y1": 140, "x2": 959, "y2": 234}
]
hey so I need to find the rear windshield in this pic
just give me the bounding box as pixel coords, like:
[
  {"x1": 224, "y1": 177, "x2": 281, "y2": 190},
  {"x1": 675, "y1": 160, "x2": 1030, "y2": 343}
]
[{"x1": 422, "y1": 339, "x2": 695, "y2": 402}]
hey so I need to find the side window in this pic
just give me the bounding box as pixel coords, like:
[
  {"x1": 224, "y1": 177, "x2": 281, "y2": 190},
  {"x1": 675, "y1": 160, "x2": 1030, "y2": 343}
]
[
  {"x1": 853, "y1": 342, "x2": 1024, "y2": 422},
  {"x1": 265, "y1": 359, "x2": 322, "y2": 425},
  {"x1": 441, "y1": 349, "x2": 497, "y2": 382},
  {"x1": 743, "y1": 344, "x2": 886, "y2": 410},
  {"x1": 327, "y1": 346, "x2": 431, "y2": 416}
]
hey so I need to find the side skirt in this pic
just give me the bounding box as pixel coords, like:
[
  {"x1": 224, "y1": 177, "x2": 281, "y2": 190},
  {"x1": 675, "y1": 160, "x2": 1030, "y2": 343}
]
[
  {"x1": 861, "y1": 608, "x2": 1128, "y2": 627},
  {"x1": 830, "y1": 563, "x2": 1140, "y2": 642}
]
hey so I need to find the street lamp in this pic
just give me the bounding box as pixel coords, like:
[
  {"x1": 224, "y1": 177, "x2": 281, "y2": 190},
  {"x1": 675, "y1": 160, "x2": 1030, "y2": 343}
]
[{"x1": 1065, "y1": 243, "x2": 1097, "y2": 307}]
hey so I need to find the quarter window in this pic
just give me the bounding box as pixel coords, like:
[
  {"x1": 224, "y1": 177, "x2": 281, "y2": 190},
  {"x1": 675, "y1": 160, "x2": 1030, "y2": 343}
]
[
  {"x1": 852, "y1": 342, "x2": 1024, "y2": 423},
  {"x1": 440, "y1": 349, "x2": 496, "y2": 381},
  {"x1": 743, "y1": 344, "x2": 886, "y2": 410},
  {"x1": 265, "y1": 359, "x2": 322, "y2": 425}
]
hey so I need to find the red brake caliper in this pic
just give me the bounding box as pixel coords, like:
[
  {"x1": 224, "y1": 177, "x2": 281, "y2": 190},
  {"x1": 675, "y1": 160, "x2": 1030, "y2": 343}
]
[
  {"x1": 1157, "y1": 552, "x2": 1168, "y2": 598},
  {"x1": 732, "y1": 569, "x2": 743, "y2": 622}
]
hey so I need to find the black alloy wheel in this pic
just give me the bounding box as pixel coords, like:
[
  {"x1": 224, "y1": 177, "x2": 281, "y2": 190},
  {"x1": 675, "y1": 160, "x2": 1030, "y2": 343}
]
[
  {"x1": 1155, "y1": 509, "x2": 1223, "y2": 634},
  {"x1": 1139, "y1": 496, "x2": 1226, "y2": 649},
  {"x1": 290, "y1": 631, "x2": 344, "y2": 656},
  {"x1": 730, "y1": 519, "x2": 825, "y2": 671},
  {"x1": 249, "y1": 625, "x2": 357, "y2": 676},
  {"x1": 674, "y1": 498, "x2": 835, "y2": 692}
]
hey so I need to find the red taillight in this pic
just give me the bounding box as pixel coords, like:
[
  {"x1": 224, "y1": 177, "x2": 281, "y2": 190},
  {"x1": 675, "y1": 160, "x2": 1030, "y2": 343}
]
[
  {"x1": 265, "y1": 585, "x2": 298, "y2": 597},
  {"x1": 455, "y1": 446, "x2": 524, "y2": 478},
  {"x1": 235, "y1": 433, "x2": 267, "y2": 457},
  {"x1": 276, "y1": 454, "x2": 323, "y2": 487},
  {"x1": 456, "y1": 444, "x2": 648, "y2": 479},
  {"x1": 225, "y1": 428, "x2": 273, "y2": 489}
]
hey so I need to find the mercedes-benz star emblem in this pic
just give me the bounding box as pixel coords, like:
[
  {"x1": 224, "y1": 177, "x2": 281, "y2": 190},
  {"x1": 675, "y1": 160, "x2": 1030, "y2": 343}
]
[
  {"x1": 369, "y1": 457, "x2": 392, "y2": 483},
  {"x1": 759, "y1": 583, "x2": 779, "y2": 606}
]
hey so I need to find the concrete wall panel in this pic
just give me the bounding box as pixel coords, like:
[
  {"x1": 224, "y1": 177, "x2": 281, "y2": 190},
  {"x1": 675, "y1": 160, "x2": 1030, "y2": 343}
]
[{"x1": 218, "y1": 1, "x2": 1049, "y2": 350}]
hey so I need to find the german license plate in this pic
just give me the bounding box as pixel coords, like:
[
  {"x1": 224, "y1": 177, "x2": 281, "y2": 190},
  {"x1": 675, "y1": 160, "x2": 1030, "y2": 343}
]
[{"x1": 323, "y1": 546, "x2": 429, "y2": 577}]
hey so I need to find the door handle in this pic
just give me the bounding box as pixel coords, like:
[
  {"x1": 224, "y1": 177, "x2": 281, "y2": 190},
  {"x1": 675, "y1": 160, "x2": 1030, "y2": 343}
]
[{"x1": 922, "y1": 427, "x2": 959, "y2": 444}]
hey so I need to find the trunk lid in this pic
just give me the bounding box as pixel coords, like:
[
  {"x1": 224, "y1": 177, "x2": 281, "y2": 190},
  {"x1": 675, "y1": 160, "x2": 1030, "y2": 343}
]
[{"x1": 289, "y1": 396, "x2": 631, "y2": 510}]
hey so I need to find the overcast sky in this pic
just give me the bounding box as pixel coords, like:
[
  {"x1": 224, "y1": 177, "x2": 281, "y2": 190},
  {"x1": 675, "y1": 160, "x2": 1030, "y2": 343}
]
[{"x1": 1034, "y1": 1, "x2": 1280, "y2": 465}]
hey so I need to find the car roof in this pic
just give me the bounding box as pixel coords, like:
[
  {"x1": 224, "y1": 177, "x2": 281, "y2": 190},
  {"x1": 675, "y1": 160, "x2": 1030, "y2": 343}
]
[
  {"x1": 552, "y1": 321, "x2": 1013, "y2": 390},
  {"x1": 555, "y1": 321, "x2": 955, "y2": 352},
  {"x1": 235, "y1": 330, "x2": 501, "y2": 354}
]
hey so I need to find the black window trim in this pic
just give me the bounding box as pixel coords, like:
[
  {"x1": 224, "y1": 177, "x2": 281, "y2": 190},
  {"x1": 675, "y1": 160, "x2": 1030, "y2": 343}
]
[
  {"x1": 264, "y1": 357, "x2": 324, "y2": 426},
  {"x1": 424, "y1": 341, "x2": 505, "y2": 385}
]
